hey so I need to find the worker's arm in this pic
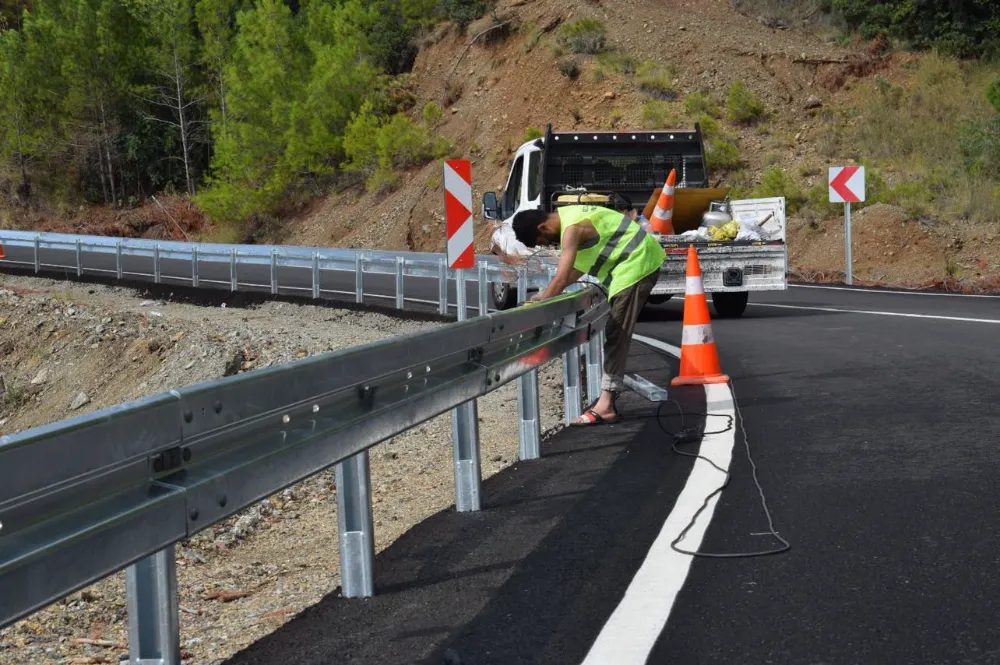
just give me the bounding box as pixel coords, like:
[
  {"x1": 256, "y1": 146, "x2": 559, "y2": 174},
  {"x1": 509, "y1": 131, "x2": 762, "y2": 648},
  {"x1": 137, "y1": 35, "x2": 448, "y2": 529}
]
[{"x1": 531, "y1": 223, "x2": 586, "y2": 302}]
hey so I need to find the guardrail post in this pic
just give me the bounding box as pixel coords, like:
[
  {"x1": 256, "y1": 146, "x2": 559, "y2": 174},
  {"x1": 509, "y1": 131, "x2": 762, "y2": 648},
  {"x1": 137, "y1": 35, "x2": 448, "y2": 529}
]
[
  {"x1": 478, "y1": 261, "x2": 489, "y2": 316},
  {"x1": 515, "y1": 268, "x2": 542, "y2": 459},
  {"x1": 230, "y1": 249, "x2": 238, "y2": 292},
  {"x1": 562, "y1": 313, "x2": 583, "y2": 426},
  {"x1": 451, "y1": 272, "x2": 482, "y2": 511},
  {"x1": 125, "y1": 546, "x2": 180, "y2": 665},
  {"x1": 269, "y1": 249, "x2": 278, "y2": 295},
  {"x1": 75, "y1": 239, "x2": 82, "y2": 277},
  {"x1": 438, "y1": 258, "x2": 448, "y2": 315},
  {"x1": 154, "y1": 245, "x2": 161, "y2": 284},
  {"x1": 191, "y1": 247, "x2": 199, "y2": 288},
  {"x1": 335, "y1": 451, "x2": 374, "y2": 598},
  {"x1": 312, "y1": 252, "x2": 320, "y2": 299},
  {"x1": 355, "y1": 254, "x2": 363, "y2": 305},
  {"x1": 33, "y1": 235, "x2": 40, "y2": 273},
  {"x1": 395, "y1": 256, "x2": 405, "y2": 310},
  {"x1": 585, "y1": 331, "x2": 603, "y2": 405},
  {"x1": 116, "y1": 241, "x2": 123, "y2": 280}
]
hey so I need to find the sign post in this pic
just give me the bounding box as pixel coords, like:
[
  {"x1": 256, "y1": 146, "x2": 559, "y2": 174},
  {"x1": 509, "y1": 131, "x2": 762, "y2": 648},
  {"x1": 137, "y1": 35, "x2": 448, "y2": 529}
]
[{"x1": 829, "y1": 166, "x2": 865, "y2": 285}]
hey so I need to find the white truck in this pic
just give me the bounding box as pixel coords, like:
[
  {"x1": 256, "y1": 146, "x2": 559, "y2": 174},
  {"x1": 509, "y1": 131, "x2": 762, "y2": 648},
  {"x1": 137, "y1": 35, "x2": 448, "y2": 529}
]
[{"x1": 481, "y1": 124, "x2": 788, "y2": 318}]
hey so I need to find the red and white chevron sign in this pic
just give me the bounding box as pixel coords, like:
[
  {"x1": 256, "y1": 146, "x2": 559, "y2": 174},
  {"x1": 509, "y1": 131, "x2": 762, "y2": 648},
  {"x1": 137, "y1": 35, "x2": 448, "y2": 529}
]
[
  {"x1": 829, "y1": 166, "x2": 865, "y2": 204},
  {"x1": 444, "y1": 159, "x2": 474, "y2": 269}
]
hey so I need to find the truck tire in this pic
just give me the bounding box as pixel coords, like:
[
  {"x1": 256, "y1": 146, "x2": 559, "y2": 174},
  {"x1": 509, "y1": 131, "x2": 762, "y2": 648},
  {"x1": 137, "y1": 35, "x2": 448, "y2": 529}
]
[
  {"x1": 491, "y1": 281, "x2": 517, "y2": 310},
  {"x1": 712, "y1": 291, "x2": 749, "y2": 318}
]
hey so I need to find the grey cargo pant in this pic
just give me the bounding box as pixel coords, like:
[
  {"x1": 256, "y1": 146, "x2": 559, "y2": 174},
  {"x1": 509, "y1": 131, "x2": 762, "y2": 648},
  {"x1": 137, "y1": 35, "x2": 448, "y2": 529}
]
[{"x1": 601, "y1": 270, "x2": 659, "y2": 394}]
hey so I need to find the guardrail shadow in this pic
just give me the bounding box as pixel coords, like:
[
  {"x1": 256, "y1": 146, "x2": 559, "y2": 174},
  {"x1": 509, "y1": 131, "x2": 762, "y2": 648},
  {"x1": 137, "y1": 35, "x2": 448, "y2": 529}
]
[{"x1": 221, "y1": 347, "x2": 704, "y2": 665}]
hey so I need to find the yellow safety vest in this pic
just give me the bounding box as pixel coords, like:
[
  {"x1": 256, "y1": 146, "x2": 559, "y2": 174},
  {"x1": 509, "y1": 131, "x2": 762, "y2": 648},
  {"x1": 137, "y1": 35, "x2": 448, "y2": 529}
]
[{"x1": 558, "y1": 205, "x2": 665, "y2": 299}]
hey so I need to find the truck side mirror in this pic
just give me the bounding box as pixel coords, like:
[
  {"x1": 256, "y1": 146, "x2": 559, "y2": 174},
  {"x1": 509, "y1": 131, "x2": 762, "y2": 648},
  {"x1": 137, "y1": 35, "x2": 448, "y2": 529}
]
[{"x1": 482, "y1": 191, "x2": 500, "y2": 220}]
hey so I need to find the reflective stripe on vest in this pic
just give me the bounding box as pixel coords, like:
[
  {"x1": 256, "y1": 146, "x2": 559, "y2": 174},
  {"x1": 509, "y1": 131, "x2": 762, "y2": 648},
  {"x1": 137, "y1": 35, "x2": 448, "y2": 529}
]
[{"x1": 558, "y1": 205, "x2": 665, "y2": 298}]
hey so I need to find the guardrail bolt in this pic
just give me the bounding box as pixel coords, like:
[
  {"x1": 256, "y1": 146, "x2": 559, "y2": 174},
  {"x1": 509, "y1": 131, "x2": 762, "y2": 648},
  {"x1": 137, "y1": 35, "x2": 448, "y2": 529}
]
[
  {"x1": 214, "y1": 401, "x2": 222, "y2": 414},
  {"x1": 218, "y1": 495, "x2": 228, "y2": 508},
  {"x1": 189, "y1": 508, "x2": 199, "y2": 521}
]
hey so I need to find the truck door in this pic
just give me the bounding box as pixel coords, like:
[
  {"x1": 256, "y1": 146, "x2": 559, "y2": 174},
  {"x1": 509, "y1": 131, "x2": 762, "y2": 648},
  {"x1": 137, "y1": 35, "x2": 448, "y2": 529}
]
[{"x1": 501, "y1": 155, "x2": 524, "y2": 222}]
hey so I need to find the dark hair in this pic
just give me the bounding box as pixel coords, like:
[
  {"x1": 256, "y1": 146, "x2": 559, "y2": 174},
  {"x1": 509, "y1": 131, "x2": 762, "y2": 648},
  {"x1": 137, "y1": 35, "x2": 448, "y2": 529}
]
[{"x1": 511, "y1": 209, "x2": 549, "y2": 247}]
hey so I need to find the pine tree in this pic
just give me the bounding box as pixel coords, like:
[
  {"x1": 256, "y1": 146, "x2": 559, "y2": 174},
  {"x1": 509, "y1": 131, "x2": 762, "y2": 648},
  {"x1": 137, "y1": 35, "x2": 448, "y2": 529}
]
[{"x1": 136, "y1": 0, "x2": 204, "y2": 195}]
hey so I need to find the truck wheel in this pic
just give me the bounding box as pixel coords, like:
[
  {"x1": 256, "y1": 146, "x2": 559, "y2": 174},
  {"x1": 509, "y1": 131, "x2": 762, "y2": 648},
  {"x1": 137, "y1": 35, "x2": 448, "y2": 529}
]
[
  {"x1": 491, "y1": 281, "x2": 517, "y2": 310},
  {"x1": 712, "y1": 292, "x2": 749, "y2": 318}
]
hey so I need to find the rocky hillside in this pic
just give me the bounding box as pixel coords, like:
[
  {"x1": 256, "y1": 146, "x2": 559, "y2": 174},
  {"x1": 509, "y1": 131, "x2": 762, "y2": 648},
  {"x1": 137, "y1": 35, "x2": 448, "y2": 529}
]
[{"x1": 267, "y1": 0, "x2": 1000, "y2": 290}]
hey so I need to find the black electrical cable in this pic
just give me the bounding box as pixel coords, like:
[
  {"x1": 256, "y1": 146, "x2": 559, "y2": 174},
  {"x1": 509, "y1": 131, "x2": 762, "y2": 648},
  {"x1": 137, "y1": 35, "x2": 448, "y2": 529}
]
[{"x1": 654, "y1": 380, "x2": 791, "y2": 559}]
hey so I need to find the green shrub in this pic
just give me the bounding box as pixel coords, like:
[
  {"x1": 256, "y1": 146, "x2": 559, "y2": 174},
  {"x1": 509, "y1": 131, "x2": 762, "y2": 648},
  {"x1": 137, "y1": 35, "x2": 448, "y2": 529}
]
[
  {"x1": 727, "y1": 81, "x2": 768, "y2": 125},
  {"x1": 959, "y1": 117, "x2": 1000, "y2": 180},
  {"x1": 342, "y1": 102, "x2": 451, "y2": 193},
  {"x1": 684, "y1": 90, "x2": 722, "y2": 118},
  {"x1": 422, "y1": 101, "x2": 443, "y2": 127},
  {"x1": 443, "y1": 0, "x2": 491, "y2": 28},
  {"x1": 988, "y1": 77, "x2": 1000, "y2": 114},
  {"x1": 831, "y1": 0, "x2": 1000, "y2": 58},
  {"x1": 635, "y1": 61, "x2": 675, "y2": 100},
  {"x1": 641, "y1": 100, "x2": 678, "y2": 129},
  {"x1": 558, "y1": 18, "x2": 607, "y2": 54},
  {"x1": 367, "y1": 167, "x2": 402, "y2": 195},
  {"x1": 752, "y1": 167, "x2": 806, "y2": 213},
  {"x1": 696, "y1": 114, "x2": 721, "y2": 139},
  {"x1": 558, "y1": 58, "x2": 581, "y2": 79},
  {"x1": 705, "y1": 137, "x2": 740, "y2": 172},
  {"x1": 523, "y1": 127, "x2": 544, "y2": 143},
  {"x1": 595, "y1": 52, "x2": 639, "y2": 76}
]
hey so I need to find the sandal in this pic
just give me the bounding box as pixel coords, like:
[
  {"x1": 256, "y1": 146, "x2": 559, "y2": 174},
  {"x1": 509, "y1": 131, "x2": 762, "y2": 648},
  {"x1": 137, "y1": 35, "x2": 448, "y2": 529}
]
[{"x1": 570, "y1": 408, "x2": 622, "y2": 427}]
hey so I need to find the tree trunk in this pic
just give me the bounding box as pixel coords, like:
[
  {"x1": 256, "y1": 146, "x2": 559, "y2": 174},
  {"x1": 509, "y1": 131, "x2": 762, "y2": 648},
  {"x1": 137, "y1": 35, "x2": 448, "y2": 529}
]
[
  {"x1": 175, "y1": 50, "x2": 194, "y2": 196},
  {"x1": 99, "y1": 99, "x2": 117, "y2": 207}
]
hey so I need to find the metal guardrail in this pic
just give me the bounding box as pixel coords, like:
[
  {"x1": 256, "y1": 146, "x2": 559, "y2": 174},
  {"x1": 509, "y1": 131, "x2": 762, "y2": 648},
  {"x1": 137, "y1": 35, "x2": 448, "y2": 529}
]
[
  {"x1": 0, "y1": 230, "x2": 555, "y2": 316},
  {"x1": 0, "y1": 278, "x2": 609, "y2": 664}
]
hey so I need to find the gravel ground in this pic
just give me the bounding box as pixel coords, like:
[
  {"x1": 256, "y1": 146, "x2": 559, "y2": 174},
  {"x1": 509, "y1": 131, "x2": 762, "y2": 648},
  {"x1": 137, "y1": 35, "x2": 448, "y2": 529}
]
[{"x1": 0, "y1": 274, "x2": 568, "y2": 665}]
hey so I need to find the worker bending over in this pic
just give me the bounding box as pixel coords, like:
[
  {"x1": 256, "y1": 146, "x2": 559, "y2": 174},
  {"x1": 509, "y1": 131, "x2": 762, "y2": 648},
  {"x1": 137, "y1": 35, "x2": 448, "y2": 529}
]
[{"x1": 511, "y1": 204, "x2": 665, "y2": 426}]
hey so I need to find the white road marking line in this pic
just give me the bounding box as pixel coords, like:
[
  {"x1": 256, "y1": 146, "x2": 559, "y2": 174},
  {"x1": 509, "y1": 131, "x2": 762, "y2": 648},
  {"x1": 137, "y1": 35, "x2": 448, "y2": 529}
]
[
  {"x1": 789, "y1": 283, "x2": 999, "y2": 298},
  {"x1": 749, "y1": 301, "x2": 1000, "y2": 324},
  {"x1": 581, "y1": 335, "x2": 736, "y2": 665},
  {"x1": 632, "y1": 335, "x2": 681, "y2": 358}
]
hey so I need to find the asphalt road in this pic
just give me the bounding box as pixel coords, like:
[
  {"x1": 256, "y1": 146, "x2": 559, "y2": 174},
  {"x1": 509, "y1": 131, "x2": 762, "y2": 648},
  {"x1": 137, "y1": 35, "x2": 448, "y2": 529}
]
[{"x1": 213, "y1": 284, "x2": 1000, "y2": 665}]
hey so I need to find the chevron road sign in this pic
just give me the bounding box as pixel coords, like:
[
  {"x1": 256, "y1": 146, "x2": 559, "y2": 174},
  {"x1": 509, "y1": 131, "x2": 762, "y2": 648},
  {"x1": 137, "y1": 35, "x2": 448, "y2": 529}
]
[
  {"x1": 829, "y1": 166, "x2": 865, "y2": 204},
  {"x1": 444, "y1": 160, "x2": 474, "y2": 270},
  {"x1": 829, "y1": 166, "x2": 865, "y2": 285}
]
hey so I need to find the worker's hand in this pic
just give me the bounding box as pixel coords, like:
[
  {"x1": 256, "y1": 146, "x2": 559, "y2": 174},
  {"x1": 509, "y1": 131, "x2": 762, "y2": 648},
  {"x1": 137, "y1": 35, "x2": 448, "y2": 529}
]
[{"x1": 527, "y1": 293, "x2": 544, "y2": 304}]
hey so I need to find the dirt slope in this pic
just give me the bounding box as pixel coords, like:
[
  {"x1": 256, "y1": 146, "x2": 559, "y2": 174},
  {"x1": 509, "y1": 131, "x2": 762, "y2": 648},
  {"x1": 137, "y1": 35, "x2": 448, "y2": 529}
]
[{"x1": 282, "y1": 0, "x2": 854, "y2": 252}]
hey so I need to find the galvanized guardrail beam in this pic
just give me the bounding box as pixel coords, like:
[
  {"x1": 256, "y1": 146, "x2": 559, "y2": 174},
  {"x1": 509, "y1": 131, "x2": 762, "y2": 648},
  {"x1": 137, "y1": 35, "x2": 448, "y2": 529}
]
[{"x1": 0, "y1": 286, "x2": 611, "y2": 640}]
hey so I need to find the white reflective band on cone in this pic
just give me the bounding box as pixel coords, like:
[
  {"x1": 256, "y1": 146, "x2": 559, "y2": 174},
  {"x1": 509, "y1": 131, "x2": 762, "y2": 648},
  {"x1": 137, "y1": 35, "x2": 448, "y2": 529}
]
[
  {"x1": 681, "y1": 323, "x2": 715, "y2": 346},
  {"x1": 664, "y1": 186, "x2": 675, "y2": 196},
  {"x1": 685, "y1": 276, "x2": 704, "y2": 295}
]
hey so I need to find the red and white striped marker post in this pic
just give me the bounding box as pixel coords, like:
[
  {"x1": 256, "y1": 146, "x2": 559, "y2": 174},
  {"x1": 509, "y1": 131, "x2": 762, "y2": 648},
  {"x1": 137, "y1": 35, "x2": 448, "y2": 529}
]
[
  {"x1": 443, "y1": 160, "x2": 481, "y2": 513},
  {"x1": 445, "y1": 159, "x2": 474, "y2": 272}
]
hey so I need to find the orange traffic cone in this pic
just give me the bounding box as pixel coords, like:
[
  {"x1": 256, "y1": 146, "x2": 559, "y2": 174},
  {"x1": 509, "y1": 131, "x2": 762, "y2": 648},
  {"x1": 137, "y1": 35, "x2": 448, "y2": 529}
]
[
  {"x1": 649, "y1": 169, "x2": 677, "y2": 235},
  {"x1": 671, "y1": 245, "x2": 729, "y2": 386}
]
